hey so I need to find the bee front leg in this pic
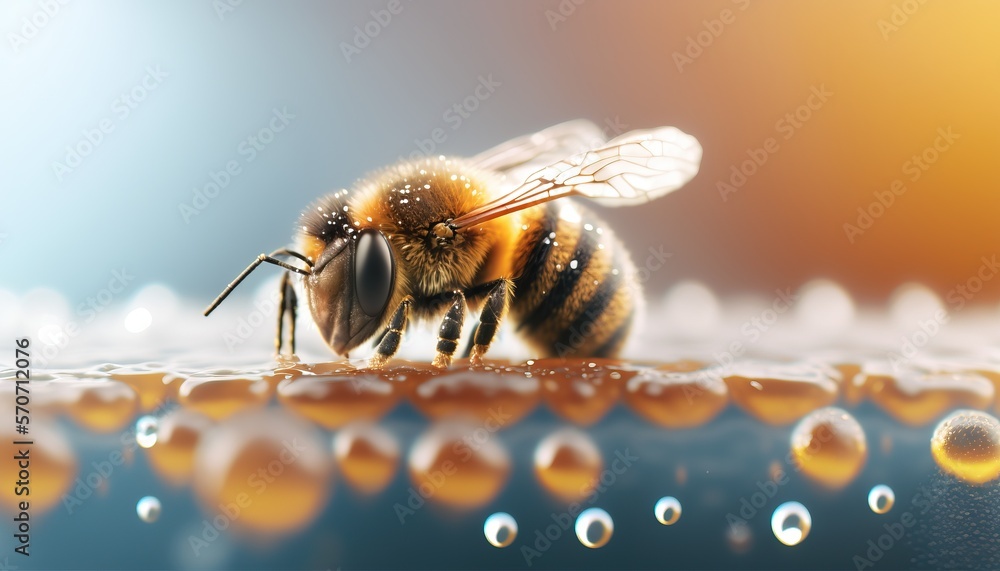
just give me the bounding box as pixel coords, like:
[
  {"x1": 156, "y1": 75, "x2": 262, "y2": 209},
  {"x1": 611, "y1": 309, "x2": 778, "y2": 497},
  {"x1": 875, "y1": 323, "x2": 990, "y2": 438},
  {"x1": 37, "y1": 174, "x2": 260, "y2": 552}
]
[
  {"x1": 469, "y1": 278, "x2": 512, "y2": 366},
  {"x1": 431, "y1": 291, "x2": 467, "y2": 369},
  {"x1": 369, "y1": 296, "x2": 412, "y2": 369},
  {"x1": 276, "y1": 271, "x2": 298, "y2": 356}
]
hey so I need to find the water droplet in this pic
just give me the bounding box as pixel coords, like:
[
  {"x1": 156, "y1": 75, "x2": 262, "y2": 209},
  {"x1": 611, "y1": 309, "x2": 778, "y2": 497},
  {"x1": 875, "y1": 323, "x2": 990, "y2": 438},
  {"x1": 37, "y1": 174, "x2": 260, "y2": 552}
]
[
  {"x1": 867, "y1": 484, "x2": 895, "y2": 514},
  {"x1": 790, "y1": 407, "x2": 868, "y2": 489},
  {"x1": 654, "y1": 496, "x2": 682, "y2": 525},
  {"x1": 575, "y1": 507, "x2": 613, "y2": 548},
  {"x1": 569, "y1": 259, "x2": 578, "y2": 270},
  {"x1": 771, "y1": 501, "x2": 811, "y2": 546},
  {"x1": 136, "y1": 496, "x2": 161, "y2": 523},
  {"x1": 483, "y1": 512, "x2": 518, "y2": 548},
  {"x1": 930, "y1": 409, "x2": 1000, "y2": 484},
  {"x1": 135, "y1": 415, "x2": 159, "y2": 448}
]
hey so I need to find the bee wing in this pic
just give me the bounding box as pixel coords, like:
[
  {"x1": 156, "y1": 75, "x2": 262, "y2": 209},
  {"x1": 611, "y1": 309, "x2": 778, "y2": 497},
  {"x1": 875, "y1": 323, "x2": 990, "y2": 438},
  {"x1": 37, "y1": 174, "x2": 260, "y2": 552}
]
[
  {"x1": 471, "y1": 119, "x2": 607, "y2": 184},
  {"x1": 451, "y1": 126, "x2": 702, "y2": 229}
]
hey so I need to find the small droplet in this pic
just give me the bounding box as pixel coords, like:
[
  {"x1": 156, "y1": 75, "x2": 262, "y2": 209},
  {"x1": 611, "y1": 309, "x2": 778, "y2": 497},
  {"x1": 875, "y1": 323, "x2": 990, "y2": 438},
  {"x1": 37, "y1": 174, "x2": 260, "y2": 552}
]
[
  {"x1": 135, "y1": 415, "x2": 159, "y2": 448},
  {"x1": 771, "y1": 501, "x2": 811, "y2": 546},
  {"x1": 484, "y1": 512, "x2": 518, "y2": 548},
  {"x1": 575, "y1": 507, "x2": 613, "y2": 548},
  {"x1": 654, "y1": 496, "x2": 682, "y2": 525},
  {"x1": 136, "y1": 496, "x2": 161, "y2": 523},
  {"x1": 867, "y1": 484, "x2": 895, "y2": 514}
]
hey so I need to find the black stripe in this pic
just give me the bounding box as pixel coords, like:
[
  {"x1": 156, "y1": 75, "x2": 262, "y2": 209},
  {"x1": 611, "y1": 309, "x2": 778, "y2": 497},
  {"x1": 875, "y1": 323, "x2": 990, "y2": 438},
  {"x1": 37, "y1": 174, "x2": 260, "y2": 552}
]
[
  {"x1": 592, "y1": 311, "x2": 633, "y2": 358},
  {"x1": 517, "y1": 218, "x2": 598, "y2": 332},
  {"x1": 553, "y1": 268, "x2": 622, "y2": 350},
  {"x1": 512, "y1": 202, "x2": 560, "y2": 296}
]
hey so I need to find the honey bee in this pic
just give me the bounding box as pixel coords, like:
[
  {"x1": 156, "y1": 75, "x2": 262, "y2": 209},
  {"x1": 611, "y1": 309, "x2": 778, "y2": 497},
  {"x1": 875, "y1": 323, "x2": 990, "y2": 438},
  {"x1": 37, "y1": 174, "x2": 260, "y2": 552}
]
[{"x1": 204, "y1": 120, "x2": 701, "y2": 367}]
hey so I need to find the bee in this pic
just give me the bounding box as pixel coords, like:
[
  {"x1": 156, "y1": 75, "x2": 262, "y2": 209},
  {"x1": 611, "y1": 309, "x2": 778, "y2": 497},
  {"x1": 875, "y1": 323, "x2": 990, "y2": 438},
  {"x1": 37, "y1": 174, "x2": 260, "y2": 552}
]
[{"x1": 204, "y1": 120, "x2": 701, "y2": 367}]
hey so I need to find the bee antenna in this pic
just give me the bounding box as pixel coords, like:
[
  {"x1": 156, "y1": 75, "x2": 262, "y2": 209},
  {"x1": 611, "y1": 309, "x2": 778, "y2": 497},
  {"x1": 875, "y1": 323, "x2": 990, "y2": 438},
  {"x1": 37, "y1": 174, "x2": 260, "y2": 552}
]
[{"x1": 203, "y1": 249, "x2": 313, "y2": 316}]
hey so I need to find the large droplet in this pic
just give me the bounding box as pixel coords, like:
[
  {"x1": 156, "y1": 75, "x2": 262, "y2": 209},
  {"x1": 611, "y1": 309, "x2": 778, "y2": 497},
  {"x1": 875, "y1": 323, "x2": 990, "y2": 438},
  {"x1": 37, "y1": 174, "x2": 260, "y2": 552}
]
[
  {"x1": 192, "y1": 410, "x2": 332, "y2": 534},
  {"x1": 771, "y1": 501, "x2": 811, "y2": 546},
  {"x1": 790, "y1": 407, "x2": 868, "y2": 489},
  {"x1": 533, "y1": 428, "x2": 602, "y2": 501},
  {"x1": 624, "y1": 363, "x2": 728, "y2": 428},
  {"x1": 654, "y1": 496, "x2": 682, "y2": 525},
  {"x1": 930, "y1": 409, "x2": 1000, "y2": 485},
  {"x1": 408, "y1": 420, "x2": 511, "y2": 508},
  {"x1": 334, "y1": 421, "x2": 399, "y2": 495},
  {"x1": 483, "y1": 512, "x2": 518, "y2": 548},
  {"x1": 136, "y1": 495, "x2": 161, "y2": 523},
  {"x1": 724, "y1": 362, "x2": 839, "y2": 425},
  {"x1": 867, "y1": 484, "x2": 895, "y2": 514},
  {"x1": 575, "y1": 507, "x2": 613, "y2": 548},
  {"x1": 146, "y1": 409, "x2": 214, "y2": 486},
  {"x1": 178, "y1": 373, "x2": 271, "y2": 420}
]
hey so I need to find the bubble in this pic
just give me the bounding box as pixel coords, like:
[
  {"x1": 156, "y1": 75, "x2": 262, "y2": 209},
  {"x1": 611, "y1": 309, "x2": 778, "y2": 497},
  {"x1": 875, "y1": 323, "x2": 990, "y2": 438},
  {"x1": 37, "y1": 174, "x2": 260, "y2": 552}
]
[
  {"x1": 867, "y1": 484, "x2": 895, "y2": 514},
  {"x1": 930, "y1": 409, "x2": 1000, "y2": 485},
  {"x1": 794, "y1": 279, "x2": 855, "y2": 335},
  {"x1": 790, "y1": 407, "x2": 868, "y2": 489},
  {"x1": 533, "y1": 428, "x2": 602, "y2": 501},
  {"x1": 135, "y1": 415, "x2": 159, "y2": 449},
  {"x1": 575, "y1": 507, "x2": 613, "y2": 548},
  {"x1": 136, "y1": 496, "x2": 161, "y2": 523},
  {"x1": 483, "y1": 512, "x2": 518, "y2": 548},
  {"x1": 771, "y1": 501, "x2": 811, "y2": 546},
  {"x1": 654, "y1": 496, "x2": 682, "y2": 525},
  {"x1": 124, "y1": 307, "x2": 152, "y2": 333}
]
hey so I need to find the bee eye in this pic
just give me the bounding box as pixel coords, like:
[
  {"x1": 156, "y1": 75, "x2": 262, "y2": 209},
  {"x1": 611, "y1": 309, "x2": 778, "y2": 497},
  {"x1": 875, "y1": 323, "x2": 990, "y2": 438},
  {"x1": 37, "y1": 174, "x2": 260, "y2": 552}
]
[{"x1": 354, "y1": 230, "x2": 394, "y2": 316}]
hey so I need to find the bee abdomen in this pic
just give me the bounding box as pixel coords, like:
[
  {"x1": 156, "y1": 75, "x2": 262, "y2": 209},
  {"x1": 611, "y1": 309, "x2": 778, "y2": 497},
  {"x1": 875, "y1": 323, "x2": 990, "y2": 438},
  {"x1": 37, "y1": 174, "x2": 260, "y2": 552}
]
[{"x1": 510, "y1": 203, "x2": 637, "y2": 359}]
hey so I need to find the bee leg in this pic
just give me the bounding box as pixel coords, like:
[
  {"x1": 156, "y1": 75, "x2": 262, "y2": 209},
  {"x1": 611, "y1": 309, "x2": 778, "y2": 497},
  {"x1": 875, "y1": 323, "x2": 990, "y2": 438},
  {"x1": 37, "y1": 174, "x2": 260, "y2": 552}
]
[
  {"x1": 276, "y1": 271, "x2": 298, "y2": 356},
  {"x1": 431, "y1": 291, "x2": 467, "y2": 369},
  {"x1": 469, "y1": 278, "x2": 512, "y2": 366},
  {"x1": 369, "y1": 296, "x2": 412, "y2": 369}
]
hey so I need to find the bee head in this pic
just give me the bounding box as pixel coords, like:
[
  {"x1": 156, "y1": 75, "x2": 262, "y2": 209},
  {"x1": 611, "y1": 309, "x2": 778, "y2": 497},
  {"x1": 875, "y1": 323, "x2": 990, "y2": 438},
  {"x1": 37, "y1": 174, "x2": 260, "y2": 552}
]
[{"x1": 299, "y1": 191, "x2": 396, "y2": 356}]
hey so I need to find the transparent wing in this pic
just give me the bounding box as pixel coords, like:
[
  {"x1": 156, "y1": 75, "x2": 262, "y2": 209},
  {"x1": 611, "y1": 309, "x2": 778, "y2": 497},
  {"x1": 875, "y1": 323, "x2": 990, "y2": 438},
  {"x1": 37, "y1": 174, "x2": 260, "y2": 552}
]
[
  {"x1": 451, "y1": 126, "x2": 702, "y2": 229},
  {"x1": 471, "y1": 119, "x2": 607, "y2": 185}
]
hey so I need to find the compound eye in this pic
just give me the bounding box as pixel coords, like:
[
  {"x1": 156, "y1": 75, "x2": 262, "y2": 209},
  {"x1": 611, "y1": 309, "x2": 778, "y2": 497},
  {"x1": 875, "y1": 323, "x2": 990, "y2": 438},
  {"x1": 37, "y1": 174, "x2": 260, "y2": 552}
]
[{"x1": 354, "y1": 230, "x2": 394, "y2": 316}]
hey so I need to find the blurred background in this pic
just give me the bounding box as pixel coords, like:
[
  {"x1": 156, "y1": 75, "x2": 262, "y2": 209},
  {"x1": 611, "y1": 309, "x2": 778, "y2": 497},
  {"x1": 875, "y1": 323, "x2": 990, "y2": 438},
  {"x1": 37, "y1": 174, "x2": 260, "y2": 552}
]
[{"x1": 3, "y1": 0, "x2": 999, "y2": 309}]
